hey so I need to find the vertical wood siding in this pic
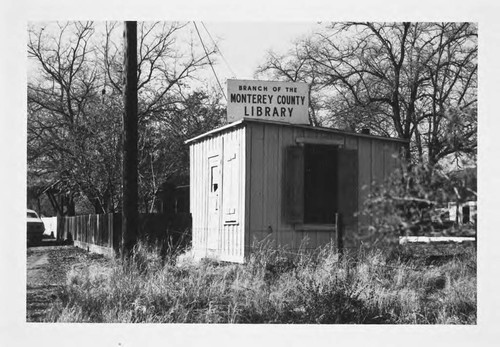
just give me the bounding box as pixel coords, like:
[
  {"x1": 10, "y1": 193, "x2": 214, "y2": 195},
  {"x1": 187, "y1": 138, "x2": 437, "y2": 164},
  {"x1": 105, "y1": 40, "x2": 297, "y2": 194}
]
[
  {"x1": 190, "y1": 121, "x2": 405, "y2": 261},
  {"x1": 357, "y1": 137, "x2": 373, "y2": 229},
  {"x1": 245, "y1": 122, "x2": 404, "y2": 253},
  {"x1": 59, "y1": 213, "x2": 189, "y2": 255},
  {"x1": 59, "y1": 213, "x2": 116, "y2": 249},
  {"x1": 190, "y1": 126, "x2": 246, "y2": 263}
]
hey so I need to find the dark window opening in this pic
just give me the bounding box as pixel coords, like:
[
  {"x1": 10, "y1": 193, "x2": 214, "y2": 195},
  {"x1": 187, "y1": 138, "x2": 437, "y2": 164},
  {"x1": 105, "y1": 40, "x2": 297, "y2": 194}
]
[
  {"x1": 304, "y1": 144, "x2": 338, "y2": 224},
  {"x1": 462, "y1": 205, "x2": 470, "y2": 224},
  {"x1": 210, "y1": 166, "x2": 219, "y2": 192},
  {"x1": 284, "y1": 144, "x2": 357, "y2": 226}
]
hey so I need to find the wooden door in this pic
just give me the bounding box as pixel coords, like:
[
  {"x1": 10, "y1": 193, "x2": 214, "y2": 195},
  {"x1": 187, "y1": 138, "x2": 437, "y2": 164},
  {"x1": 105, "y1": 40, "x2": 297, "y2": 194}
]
[{"x1": 207, "y1": 155, "x2": 221, "y2": 252}]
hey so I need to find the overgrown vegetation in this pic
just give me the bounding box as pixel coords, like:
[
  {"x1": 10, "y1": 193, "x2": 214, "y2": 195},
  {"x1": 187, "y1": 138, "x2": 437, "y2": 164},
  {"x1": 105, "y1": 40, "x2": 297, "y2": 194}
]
[
  {"x1": 360, "y1": 161, "x2": 477, "y2": 245},
  {"x1": 45, "y1": 241, "x2": 476, "y2": 324},
  {"x1": 27, "y1": 22, "x2": 225, "y2": 216}
]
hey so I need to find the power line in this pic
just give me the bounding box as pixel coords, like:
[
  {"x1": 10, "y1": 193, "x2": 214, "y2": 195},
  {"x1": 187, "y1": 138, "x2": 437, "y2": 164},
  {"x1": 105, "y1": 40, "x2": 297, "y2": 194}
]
[
  {"x1": 201, "y1": 22, "x2": 237, "y2": 78},
  {"x1": 192, "y1": 21, "x2": 227, "y2": 102}
]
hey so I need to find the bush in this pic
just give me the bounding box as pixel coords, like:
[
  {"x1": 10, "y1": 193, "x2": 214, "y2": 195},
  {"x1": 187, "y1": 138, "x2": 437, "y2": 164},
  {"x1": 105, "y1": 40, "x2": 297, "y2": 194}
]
[{"x1": 360, "y1": 161, "x2": 477, "y2": 244}]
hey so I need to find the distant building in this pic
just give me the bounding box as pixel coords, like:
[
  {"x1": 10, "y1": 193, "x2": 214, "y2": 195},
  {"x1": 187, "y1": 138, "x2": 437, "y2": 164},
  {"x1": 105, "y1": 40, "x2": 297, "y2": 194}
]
[
  {"x1": 448, "y1": 201, "x2": 477, "y2": 226},
  {"x1": 156, "y1": 182, "x2": 190, "y2": 214}
]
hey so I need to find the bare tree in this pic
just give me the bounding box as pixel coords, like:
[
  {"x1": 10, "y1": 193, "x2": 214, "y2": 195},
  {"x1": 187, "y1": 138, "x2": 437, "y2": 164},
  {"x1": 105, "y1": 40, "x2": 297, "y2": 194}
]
[
  {"x1": 103, "y1": 21, "x2": 215, "y2": 122},
  {"x1": 101, "y1": 21, "x2": 220, "y2": 212},
  {"x1": 138, "y1": 90, "x2": 226, "y2": 212},
  {"x1": 258, "y1": 22, "x2": 477, "y2": 166},
  {"x1": 256, "y1": 42, "x2": 325, "y2": 126},
  {"x1": 27, "y1": 21, "x2": 219, "y2": 214},
  {"x1": 27, "y1": 21, "x2": 116, "y2": 214}
]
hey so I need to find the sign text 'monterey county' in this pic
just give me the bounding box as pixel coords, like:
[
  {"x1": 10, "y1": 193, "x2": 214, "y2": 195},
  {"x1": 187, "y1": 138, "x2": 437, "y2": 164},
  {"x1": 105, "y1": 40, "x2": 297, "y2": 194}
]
[{"x1": 227, "y1": 79, "x2": 310, "y2": 124}]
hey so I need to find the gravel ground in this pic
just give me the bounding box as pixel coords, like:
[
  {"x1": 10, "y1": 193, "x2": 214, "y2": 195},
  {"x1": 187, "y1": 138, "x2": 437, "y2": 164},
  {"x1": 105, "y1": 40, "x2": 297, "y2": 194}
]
[{"x1": 26, "y1": 246, "x2": 110, "y2": 322}]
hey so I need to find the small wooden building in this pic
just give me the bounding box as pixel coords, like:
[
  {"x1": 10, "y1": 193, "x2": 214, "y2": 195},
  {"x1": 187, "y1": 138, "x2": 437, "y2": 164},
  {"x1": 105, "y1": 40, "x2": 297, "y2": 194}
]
[{"x1": 186, "y1": 118, "x2": 407, "y2": 263}]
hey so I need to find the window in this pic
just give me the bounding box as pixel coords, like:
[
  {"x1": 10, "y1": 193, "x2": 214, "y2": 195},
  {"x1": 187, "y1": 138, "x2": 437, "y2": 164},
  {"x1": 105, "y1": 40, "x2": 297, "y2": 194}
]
[
  {"x1": 210, "y1": 166, "x2": 219, "y2": 193},
  {"x1": 284, "y1": 144, "x2": 357, "y2": 226},
  {"x1": 304, "y1": 145, "x2": 338, "y2": 224},
  {"x1": 462, "y1": 205, "x2": 470, "y2": 224}
]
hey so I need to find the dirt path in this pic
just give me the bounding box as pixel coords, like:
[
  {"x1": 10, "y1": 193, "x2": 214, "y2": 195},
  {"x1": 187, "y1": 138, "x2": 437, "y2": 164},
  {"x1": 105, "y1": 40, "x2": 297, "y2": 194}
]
[{"x1": 26, "y1": 246, "x2": 109, "y2": 322}]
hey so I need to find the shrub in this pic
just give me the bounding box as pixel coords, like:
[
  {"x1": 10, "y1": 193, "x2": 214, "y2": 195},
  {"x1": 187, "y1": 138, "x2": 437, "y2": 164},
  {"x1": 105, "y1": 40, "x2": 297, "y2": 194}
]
[{"x1": 360, "y1": 161, "x2": 477, "y2": 244}]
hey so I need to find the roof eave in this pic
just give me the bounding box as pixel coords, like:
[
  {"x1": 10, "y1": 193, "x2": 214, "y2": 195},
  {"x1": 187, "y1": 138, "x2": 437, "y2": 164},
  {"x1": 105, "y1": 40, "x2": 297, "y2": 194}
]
[
  {"x1": 184, "y1": 119, "x2": 245, "y2": 145},
  {"x1": 185, "y1": 118, "x2": 410, "y2": 145}
]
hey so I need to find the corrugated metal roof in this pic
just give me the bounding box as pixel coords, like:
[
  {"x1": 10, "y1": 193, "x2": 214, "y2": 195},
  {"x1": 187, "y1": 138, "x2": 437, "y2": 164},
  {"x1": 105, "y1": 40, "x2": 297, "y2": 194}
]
[{"x1": 185, "y1": 118, "x2": 409, "y2": 145}]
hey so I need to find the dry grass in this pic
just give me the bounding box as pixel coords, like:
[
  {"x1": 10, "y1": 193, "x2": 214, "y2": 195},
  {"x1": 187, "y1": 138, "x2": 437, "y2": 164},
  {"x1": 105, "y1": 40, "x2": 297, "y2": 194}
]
[{"x1": 45, "y1": 241, "x2": 476, "y2": 324}]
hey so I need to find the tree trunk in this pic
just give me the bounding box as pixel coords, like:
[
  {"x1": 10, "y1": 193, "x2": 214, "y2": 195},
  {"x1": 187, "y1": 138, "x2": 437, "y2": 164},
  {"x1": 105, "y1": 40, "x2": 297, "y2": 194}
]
[
  {"x1": 91, "y1": 198, "x2": 105, "y2": 215},
  {"x1": 46, "y1": 191, "x2": 62, "y2": 216},
  {"x1": 67, "y1": 196, "x2": 76, "y2": 216}
]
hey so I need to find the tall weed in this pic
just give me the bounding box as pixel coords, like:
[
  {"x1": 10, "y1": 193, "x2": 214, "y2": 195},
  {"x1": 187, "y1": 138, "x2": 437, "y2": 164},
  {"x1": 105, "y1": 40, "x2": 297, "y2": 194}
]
[{"x1": 47, "y1": 241, "x2": 476, "y2": 324}]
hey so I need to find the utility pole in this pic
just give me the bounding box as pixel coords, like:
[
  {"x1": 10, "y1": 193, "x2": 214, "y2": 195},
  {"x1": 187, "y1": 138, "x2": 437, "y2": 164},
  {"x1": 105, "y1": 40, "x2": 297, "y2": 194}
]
[{"x1": 122, "y1": 21, "x2": 138, "y2": 258}]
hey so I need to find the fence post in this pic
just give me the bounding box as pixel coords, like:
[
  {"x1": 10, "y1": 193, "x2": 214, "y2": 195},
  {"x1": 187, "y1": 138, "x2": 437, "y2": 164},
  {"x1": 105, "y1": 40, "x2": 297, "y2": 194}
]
[
  {"x1": 474, "y1": 229, "x2": 477, "y2": 253},
  {"x1": 336, "y1": 213, "x2": 344, "y2": 260},
  {"x1": 112, "y1": 213, "x2": 122, "y2": 255},
  {"x1": 56, "y1": 216, "x2": 62, "y2": 242}
]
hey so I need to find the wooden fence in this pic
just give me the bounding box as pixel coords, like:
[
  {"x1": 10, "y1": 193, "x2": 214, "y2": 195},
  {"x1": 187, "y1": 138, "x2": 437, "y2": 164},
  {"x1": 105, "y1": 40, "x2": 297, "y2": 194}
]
[{"x1": 57, "y1": 213, "x2": 191, "y2": 256}]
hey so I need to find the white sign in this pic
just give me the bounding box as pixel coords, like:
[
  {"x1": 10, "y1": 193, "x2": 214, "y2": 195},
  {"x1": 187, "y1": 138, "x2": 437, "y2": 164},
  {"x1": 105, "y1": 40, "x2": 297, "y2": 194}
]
[{"x1": 227, "y1": 79, "x2": 310, "y2": 124}]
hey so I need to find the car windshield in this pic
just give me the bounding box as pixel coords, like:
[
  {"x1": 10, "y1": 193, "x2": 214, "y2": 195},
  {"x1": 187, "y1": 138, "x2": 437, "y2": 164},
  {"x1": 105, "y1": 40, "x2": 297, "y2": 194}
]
[{"x1": 27, "y1": 212, "x2": 38, "y2": 218}]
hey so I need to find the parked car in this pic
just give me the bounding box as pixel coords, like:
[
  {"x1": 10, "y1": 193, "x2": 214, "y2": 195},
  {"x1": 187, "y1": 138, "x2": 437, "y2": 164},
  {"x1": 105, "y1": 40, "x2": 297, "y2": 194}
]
[{"x1": 27, "y1": 209, "x2": 45, "y2": 243}]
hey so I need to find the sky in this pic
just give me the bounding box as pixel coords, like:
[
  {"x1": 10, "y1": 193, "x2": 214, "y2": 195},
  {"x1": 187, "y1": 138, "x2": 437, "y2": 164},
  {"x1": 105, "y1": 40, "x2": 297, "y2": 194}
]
[
  {"x1": 195, "y1": 22, "x2": 321, "y2": 82},
  {"x1": 27, "y1": 21, "x2": 323, "y2": 101},
  {"x1": 181, "y1": 21, "x2": 324, "y2": 100}
]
